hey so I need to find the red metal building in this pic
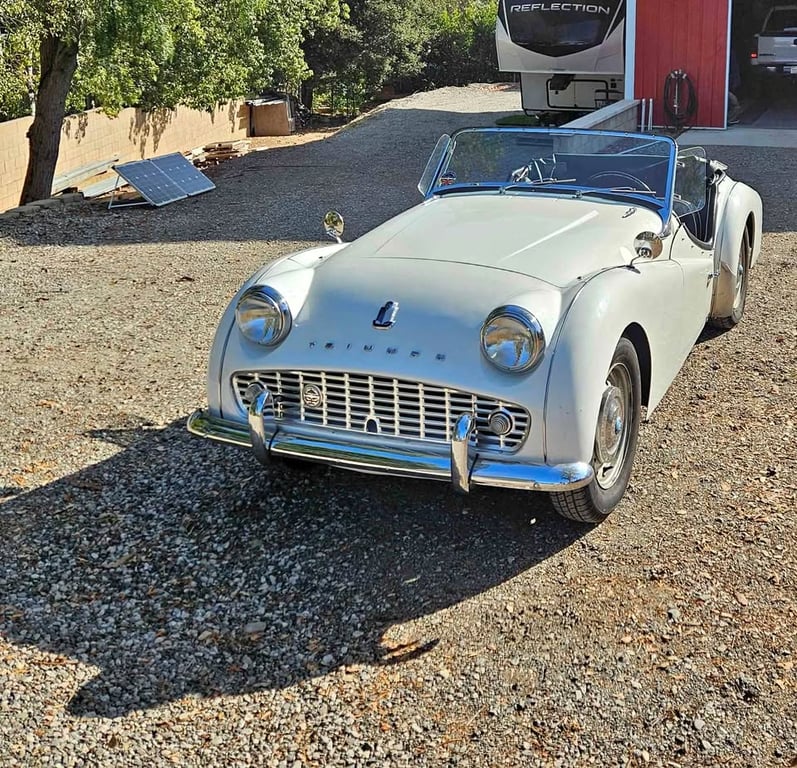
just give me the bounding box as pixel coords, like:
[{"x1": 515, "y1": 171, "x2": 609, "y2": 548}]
[{"x1": 627, "y1": 0, "x2": 733, "y2": 128}]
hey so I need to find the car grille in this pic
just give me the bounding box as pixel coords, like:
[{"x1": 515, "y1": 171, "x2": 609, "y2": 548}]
[{"x1": 233, "y1": 370, "x2": 530, "y2": 453}]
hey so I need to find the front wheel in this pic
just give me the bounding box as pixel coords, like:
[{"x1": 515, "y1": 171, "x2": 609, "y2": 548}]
[{"x1": 551, "y1": 338, "x2": 642, "y2": 523}]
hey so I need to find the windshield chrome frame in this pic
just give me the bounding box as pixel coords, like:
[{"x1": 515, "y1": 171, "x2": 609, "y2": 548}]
[{"x1": 423, "y1": 127, "x2": 677, "y2": 224}]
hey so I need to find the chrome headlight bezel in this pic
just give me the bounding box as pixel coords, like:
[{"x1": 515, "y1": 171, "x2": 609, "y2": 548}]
[
  {"x1": 235, "y1": 285, "x2": 292, "y2": 347},
  {"x1": 480, "y1": 305, "x2": 546, "y2": 373}
]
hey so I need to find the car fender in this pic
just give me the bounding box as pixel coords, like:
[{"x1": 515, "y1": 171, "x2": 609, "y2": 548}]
[
  {"x1": 544, "y1": 259, "x2": 686, "y2": 465},
  {"x1": 206, "y1": 243, "x2": 345, "y2": 415},
  {"x1": 710, "y1": 181, "x2": 763, "y2": 319}
]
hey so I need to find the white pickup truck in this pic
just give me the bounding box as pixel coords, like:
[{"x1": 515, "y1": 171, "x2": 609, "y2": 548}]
[{"x1": 752, "y1": 5, "x2": 797, "y2": 76}]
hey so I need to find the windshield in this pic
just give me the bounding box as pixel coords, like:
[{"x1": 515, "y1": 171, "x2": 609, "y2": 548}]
[{"x1": 427, "y1": 127, "x2": 676, "y2": 220}]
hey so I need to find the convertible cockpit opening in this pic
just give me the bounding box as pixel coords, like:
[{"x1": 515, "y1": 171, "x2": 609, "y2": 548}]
[
  {"x1": 427, "y1": 128, "x2": 677, "y2": 220},
  {"x1": 673, "y1": 147, "x2": 717, "y2": 245},
  {"x1": 548, "y1": 153, "x2": 668, "y2": 192},
  {"x1": 677, "y1": 181, "x2": 718, "y2": 245}
]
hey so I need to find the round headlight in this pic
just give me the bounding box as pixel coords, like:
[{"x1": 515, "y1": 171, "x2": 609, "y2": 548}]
[
  {"x1": 481, "y1": 305, "x2": 545, "y2": 373},
  {"x1": 235, "y1": 285, "x2": 292, "y2": 346}
]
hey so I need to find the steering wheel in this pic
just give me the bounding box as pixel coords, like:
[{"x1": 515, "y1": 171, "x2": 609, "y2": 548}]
[
  {"x1": 586, "y1": 171, "x2": 651, "y2": 191},
  {"x1": 508, "y1": 158, "x2": 543, "y2": 183},
  {"x1": 508, "y1": 155, "x2": 561, "y2": 184}
]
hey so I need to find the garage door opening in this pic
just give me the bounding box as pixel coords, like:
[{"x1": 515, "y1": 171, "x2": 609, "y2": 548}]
[{"x1": 731, "y1": 0, "x2": 797, "y2": 128}]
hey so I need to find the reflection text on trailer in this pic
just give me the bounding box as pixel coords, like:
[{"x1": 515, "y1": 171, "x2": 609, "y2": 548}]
[{"x1": 508, "y1": 4, "x2": 612, "y2": 13}]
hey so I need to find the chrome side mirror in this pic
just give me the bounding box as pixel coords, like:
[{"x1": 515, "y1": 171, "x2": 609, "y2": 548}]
[
  {"x1": 633, "y1": 231, "x2": 663, "y2": 259},
  {"x1": 323, "y1": 210, "x2": 344, "y2": 243}
]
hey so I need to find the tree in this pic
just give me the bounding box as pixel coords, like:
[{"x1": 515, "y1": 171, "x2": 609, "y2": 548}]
[
  {"x1": 301, "y1": 0, "x2": 433, "y2": 113},
  {"x1": 422, "y1": 0, "x2": 500, "y2": 88},
  {"x1": 6, "y1": 0, "x2": 198, "y2": 204},
  {"x1": 4, "y1": 0, "x2": 343, "y2": 205}
]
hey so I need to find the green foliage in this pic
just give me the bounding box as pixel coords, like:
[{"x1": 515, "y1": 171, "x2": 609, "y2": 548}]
[
  {"x1": 302, "y1": 0, "x2": 432, "y2": 109},
  {"x1": 65, "y1": 0, "x2": 203, "y2": 114},
  {"x1": 302, "y1": 0, "x2": 504, "y2": 113},
  {"x1": 0, "y1": 0, "x2": 505, "y2": 123},
  {"x1": 495, "y1": 113, "x2": 541, "y2": 127},
  {"x1": 0, "y1": 1, "x2": 39, "y2": 119},
  {"x1": 0, "y1": 0, "x2": 345, "y2": 120},
  {"x1": 422, "y1": 0, "x2": 501, "y2": 89}
]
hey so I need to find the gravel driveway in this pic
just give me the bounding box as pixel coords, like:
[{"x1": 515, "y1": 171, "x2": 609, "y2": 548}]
[{"x1": 1, "y1": 84, "x2": 795, "y2": 767}]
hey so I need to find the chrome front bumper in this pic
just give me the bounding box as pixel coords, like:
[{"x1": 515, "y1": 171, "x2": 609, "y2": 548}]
[{"x1": 187, "y1": 386, "x2": 593, "y2": 494}]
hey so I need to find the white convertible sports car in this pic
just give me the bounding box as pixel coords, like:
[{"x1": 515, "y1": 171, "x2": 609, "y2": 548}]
[{"x1": 188, "y1": 128, "x2": 762, "y2": 523}]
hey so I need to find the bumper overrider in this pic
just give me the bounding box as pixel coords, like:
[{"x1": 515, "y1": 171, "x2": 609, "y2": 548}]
[{"x1": 187, "y1": 385, "x2": 593, "y2": 493}]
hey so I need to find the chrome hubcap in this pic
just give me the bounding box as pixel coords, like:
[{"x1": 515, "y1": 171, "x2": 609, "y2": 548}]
[
  {"x1": 594, "y1": 363, "x2": 632, "y2": 489},
  {"x1": 596, "y1": 386, "x2": 624, "y2": 463}
]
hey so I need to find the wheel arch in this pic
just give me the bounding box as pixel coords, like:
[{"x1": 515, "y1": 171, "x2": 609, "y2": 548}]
[
  {"x1": 745, "y1": 211, "x2": 756, "y2": 261},
  {"x1": 622, "y1": 322, "x2": 651, "y2": 410}
]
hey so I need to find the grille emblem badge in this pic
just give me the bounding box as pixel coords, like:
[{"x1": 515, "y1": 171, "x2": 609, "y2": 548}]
[
  {"x1": 302, "y1": 384, "x2": 324, "y2": 408},
  {"x1": 373, "y1": 300, "x2": 399, "y2": 329}
]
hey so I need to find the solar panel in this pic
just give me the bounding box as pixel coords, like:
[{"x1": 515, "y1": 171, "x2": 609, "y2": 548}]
[
  {"x1": 150, "y1": 153, "x2": 215, "y2": 196},
  {"x1": 113, "y1": 160, "x2": 187, "y2": 207}
]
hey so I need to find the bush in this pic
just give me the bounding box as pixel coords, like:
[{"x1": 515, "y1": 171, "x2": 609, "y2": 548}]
[{"x1": 421, "y1": 1, "x2": 504, "y2": 88}]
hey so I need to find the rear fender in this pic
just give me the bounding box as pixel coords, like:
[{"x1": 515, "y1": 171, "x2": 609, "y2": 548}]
[{"x1": 710, "y1": 182, "x2": 763, "y2": 319}]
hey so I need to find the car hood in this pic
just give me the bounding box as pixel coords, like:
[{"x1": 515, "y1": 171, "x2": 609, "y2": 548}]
[
  {"x1": 220, "y1": 192, "x2": 661, "y2": 405},
  {"x1": 245, "y1": 248, "x2": 573, "y2": 394},
  {"x1": 302, "y1": 254, "x2": 567, "y2": 340},
  {"x1": 336, "y1": 192, "x2": 663, "y2": 288}
]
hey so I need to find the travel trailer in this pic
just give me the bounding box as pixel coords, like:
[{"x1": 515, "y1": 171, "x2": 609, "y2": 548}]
[{"x1": 496, "y1": 0, "x2": 626, "y2": 113}]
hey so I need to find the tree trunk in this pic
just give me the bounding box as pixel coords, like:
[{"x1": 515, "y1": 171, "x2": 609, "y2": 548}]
[
  {"x1": 20, "y1": 35, "x2": 78, "y2": 205},
  {"x1": 300, "y1": 81, "x2": 314, "y2": 115}
]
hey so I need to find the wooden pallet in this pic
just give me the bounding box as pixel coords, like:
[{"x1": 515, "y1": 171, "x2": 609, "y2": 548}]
[{"x1": 203, "y1": 140, "x2": 251, "y2": 161}]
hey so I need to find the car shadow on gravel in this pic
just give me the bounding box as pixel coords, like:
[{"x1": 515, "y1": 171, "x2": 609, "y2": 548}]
[{"x1": 0, "y1": 420, "x2": 587, "y2": 718}]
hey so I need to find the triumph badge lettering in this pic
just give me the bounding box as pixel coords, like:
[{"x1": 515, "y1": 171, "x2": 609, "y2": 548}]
[
  {"x1": 301, "y1": 384, "x2": 324, "y2": 409},
  {"x1": 373, "y1": 300, "x2": 400, "y2": 329},
  {"x1": 508, "y1": 3, "x2": 611, "y2": 13}
]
